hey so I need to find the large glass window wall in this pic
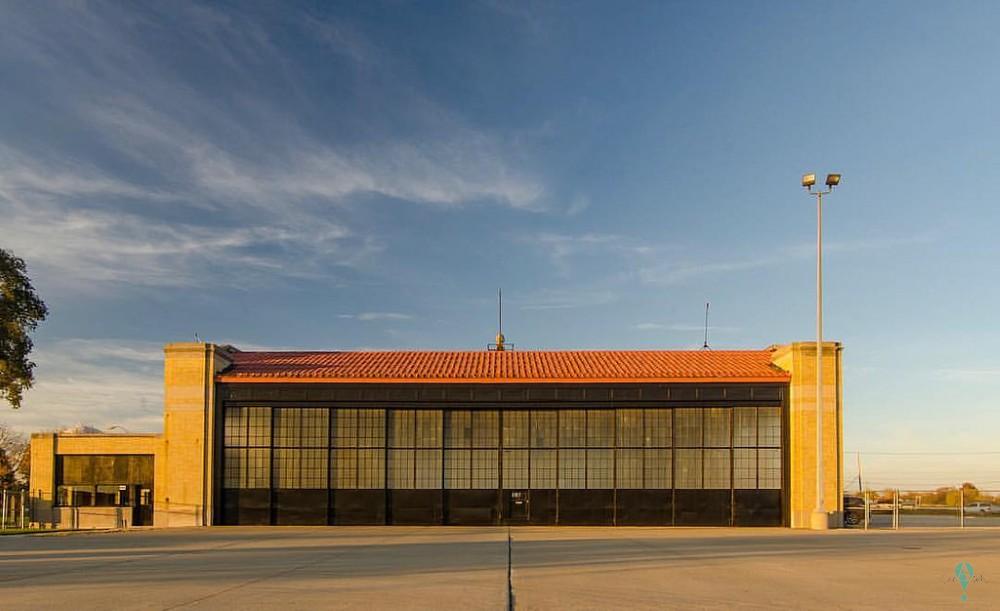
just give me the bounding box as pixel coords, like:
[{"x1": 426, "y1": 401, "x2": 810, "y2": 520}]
[{"x1": 221, "y1": 405, "x2": 783, "y2": 523}]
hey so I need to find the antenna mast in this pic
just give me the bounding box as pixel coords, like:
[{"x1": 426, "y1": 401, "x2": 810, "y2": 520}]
[
  {"x1": 489, "y1": 288, "x2": 511, "y2": 351},
  {"x1": 701, "y1": 302, "x2": 710, "y2": 350}
]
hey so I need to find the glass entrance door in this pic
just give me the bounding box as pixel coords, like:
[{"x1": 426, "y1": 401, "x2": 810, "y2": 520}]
[
  {"x1": 133, "y1": 486, "x2": 153, "y2": 526},
  {"x1": 507, "y1": 490, "x2": 529, "y2": 523}
]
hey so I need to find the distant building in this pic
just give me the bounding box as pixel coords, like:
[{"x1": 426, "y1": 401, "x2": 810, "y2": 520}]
[{"x1": 29, "y1": 341, "x2": 843, "y2": 528}]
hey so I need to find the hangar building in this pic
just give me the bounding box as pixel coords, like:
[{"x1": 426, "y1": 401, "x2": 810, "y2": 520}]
[{"x1": 29, "y1": 341, "x2": 843, "y2": 528}]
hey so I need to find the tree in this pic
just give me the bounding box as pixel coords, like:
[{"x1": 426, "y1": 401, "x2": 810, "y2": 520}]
[
  {"x1": 0, "y1": 422, "x2": 28, "y2": 489},
  {"x1": 960, "y1": 482, "x2": 981, "y2": 502},
  {"x1": 0, "y1": 248, "x2": 48, "y2": 409}
]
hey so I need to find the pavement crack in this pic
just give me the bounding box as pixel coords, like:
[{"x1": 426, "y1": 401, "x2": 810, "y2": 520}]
[{"x1": 507, "y1": 526, "x2": 515, "y2": 611}]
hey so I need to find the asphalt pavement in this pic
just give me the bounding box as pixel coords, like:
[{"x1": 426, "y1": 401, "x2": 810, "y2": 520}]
[{"x1": 1, "y1": 526, "x2": 997, "y2": 609}]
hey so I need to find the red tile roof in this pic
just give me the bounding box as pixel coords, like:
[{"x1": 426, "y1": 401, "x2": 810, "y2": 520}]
[{"x1": 217, "y1": 349, "x2": 788, "y2": 384}]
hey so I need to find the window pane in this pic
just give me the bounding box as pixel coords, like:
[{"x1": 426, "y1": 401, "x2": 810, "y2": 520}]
[
  {"x1": 93, "y1": 456, "x2": 114, "y2": 483},
  {"x1": 531, "y1": 411, "x2": 557, "y2": 448},
  {"x1": 559, "y1": 411, "x2": 586, "y2": 447},
  {"x1": 644, "y1": 449, "x2": 671, "y2": 489},
  {"x1": 529, "y1": 449, "x2": 556, "y2": 488},
  {"x1": 502, "y1": 449, "x2": 528, "y2": 488},
  {"x1": 703, "y1": 449, "x2": 731, "y2": 489},
  {"x1": 445, "y1": 411, "x2": 471, "y2": 448},
  {"x1": 415, "y1": 411, "x2": 442, "y2": 448},
  {"x1": 616, "y1": 449, "x2": 643, "y2": 488},
  {"x1": 390, "y1": 411, "x2": 415, "y2": 448},
  {"x1": 224, "y1": 407, "x2": 246, "y2": 447},
  {"x1": 246, "y1": 448, "x2": 271, "y2": 488},
  {"x1": 57, "y1": 485, "x2": 94, "y2": 507},
  {"x1": 704, "y1": 408, "x2": 730, "y2": 447},
  {"x1": 734, "y1": 448, "x2": 757, "y2": 489},
  {"x1": 558, "y1": 449, "x2": 586, "y2": 489},
  {"x1": 60, "y1": 457, "x2": 91, "y2": 486},
  {"x1": 759, "y1": 448, "x2": 782, "y2": 489},
  {"x1": 675, "y1": 409, "x2": 702, "y2": 447},
  {"x1": 333, "y1": 409, "x2": 358, "y2": 447},
  {"x1": 414, "y1": 449, "x2": 442, "y2": 488},
  {"x1": 274, "y1": 410, "x2": 301, "y2": 448},
  {"x1": 300, "y1": 409, "x2": 329, "y2": 448},
  {"x1": 358, "y1": 410, "x2": 385, "y2": 448},
  {"x1": 472, "y1": 450, "x2": 498, "y2": 488},
  {"x1": 444, "y1": 449, "x2": 470, "y2": 489},
  {"x1": 224, "y1": 448, "x2": 245, "y2": 488},
  {"x1": 734, "y1": 408, "x2": 757, "y2": 448},
  {"x1": 645, "y1": 409, "x2": 672, "y2": 447},
  {"x1": 675, "y1": 448, "x2": 702, "y2": 488},
  {"x1": 95, "y1": 484, "x2": 120, "y2": 507},
  {"x1": 587, "y1": 410, "x2": 614, "y2": 447},
  {"x1": 332, "y1": 449, "x2": 357, "y2": 489},
  {"x1": 472, "y1": 411, "x2": 498, "y2": 448},
  {"x1": 357, "y1": 449, "x2": 384, "y2": 488},
  {"x1": 55, "y1": 485, "x2": 90, "y2": 506},
  {"x1": 616, "y1": 410, "x2": 643, "y2": 447},
  {"x1": 758, "y1": 408, "x2": 782, "y2": 447},
  {"x1": 274, "y1": 448, "x2": 300, "y2": 488},
  {"x1": 503, "y1": 412, "x2": 529, "y2": 448},
  {"x1": 247, "y1": 407, "x2": 271, "y2": 447},
  {"x1": 586, "y1": 449, "x2": 613, "y2": 488},
  {"x1": 300, "y1": 449, "x2": 327, "y2": 488},
  {"x1": 388, "y1": 449, "x2": 413, "y2": 489},
  {"x1": 274, "y1": 449, "x2": 327, "y2": 488}
]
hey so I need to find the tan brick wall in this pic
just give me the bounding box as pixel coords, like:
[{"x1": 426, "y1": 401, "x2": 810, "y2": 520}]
[
  {"x1": 771, "y1": 342, "x2": 844, "y2": 528},
  {"x1": 28, "y1": 433, "x2": 56, "y2": 526},
  {"x1": 53, "y1": 434, "x2": 161, "y2": 455},
  {"x1": 159, "y1": 343, "x2": 231, "y2": 527}
]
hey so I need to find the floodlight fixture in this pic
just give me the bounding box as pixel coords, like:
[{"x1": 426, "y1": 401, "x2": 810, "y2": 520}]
[
  {"x1": 801, "y1": 173, "x2": 816, "y2": 189},
  {"x1": 825, "y1": 173, "x2": 841, "y2": 187}
]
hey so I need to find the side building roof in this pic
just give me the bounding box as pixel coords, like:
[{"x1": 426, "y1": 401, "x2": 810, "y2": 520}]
[{"x1": 216, "y1": 348, "x2": 790, "y2": 384}]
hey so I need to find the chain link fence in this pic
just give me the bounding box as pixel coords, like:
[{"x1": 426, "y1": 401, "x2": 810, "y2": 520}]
[
  {"x1": 843, "y1": 487, "x2": 1000, "y2": 529},
  {"x1": 0, "y1": 488, "x2": 30, "y2": 531}
]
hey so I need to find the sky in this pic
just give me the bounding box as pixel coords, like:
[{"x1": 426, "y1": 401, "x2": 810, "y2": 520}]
[{"x1": 1, "y1": 1, "x2": 999, "y2": 490}]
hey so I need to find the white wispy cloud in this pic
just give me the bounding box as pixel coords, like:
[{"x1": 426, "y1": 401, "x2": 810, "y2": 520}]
[
  {"x1": 565, "y1": 194, "x2": 590, "y2": 217},
  {"x1": 517, "y1": 288, "x2": 618, "y2": 311},
  {"x1": 633, "y1": 322, "x2": 738, "y2": 332},
  {"x1": 2, "y1": 339, "x2": 165, "y2": 435},
  {"x1": 338, "y1": 312, "x2": 414, "y2": 321},
  {"x1": 88, "y1": 97, "x2": 544, "y2": 211},
  {"x1": 935, "y1": 368, "x2": 1000, "y2": 383},
  {"x1": 0, "y1": 2, "x2": 546, "y2": 295},
  {"x1": 0, "y1": 196, "x2": 370, "y2": 291},
  {"x1": 519, "y1": 232, "x2": 656, "y2": 275},
  {"x1": 637, "y1": 236, "x2": 935, "y2": 285},
  {"x1": 637, "y1": 255, "x2": 778, "y2": 285}
]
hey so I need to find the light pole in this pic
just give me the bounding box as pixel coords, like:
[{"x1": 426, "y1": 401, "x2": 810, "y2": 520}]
[{"x1": 802, "y1": 172, "x2": 840, "y2": 530}]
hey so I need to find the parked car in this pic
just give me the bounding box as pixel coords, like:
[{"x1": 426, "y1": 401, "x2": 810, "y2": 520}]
[
  {"x1": 964, "y1": 502, "x2": 994, "y2": 515},
  {"x1": 844, "y1": 495, "x2": 865, "y2": 526}
]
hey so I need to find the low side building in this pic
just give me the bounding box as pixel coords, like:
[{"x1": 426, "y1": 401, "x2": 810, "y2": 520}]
[{"x1": 29, "y1": 341, "x2": 843, "y2": 528}]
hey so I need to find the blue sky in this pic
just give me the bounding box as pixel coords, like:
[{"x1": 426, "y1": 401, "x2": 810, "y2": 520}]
[{"x1": 2, "y1": 1, "x2": 998, "y2": 489}]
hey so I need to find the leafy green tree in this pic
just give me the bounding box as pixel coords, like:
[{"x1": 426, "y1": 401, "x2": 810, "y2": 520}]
[{"x1": 0, "y1": 248, "x2": 48, "y2": 409}]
